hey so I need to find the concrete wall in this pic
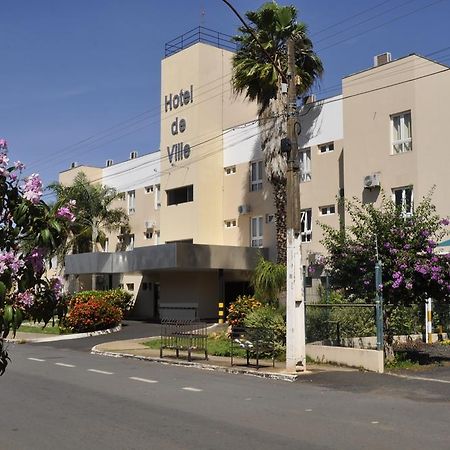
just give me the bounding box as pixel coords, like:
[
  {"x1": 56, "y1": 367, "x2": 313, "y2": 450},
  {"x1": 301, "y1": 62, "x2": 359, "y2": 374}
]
[{"x1": 306, "y1": 344, "x2": 384, "y2": 373}]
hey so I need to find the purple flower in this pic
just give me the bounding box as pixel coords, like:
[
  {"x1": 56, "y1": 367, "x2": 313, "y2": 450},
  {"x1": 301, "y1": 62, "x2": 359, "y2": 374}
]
[
  {"x1": 14, "y1": 160, "x2": 25, "y2": 171},
  {"x1": 22, "y1": 173, "x2": 43, "y2": 204},
  {"x1": 56, "y1": 206, "x2": 75, "y2": 222},
  {"x1": 0, "y1": 138, "x2": 7, "y2": 150},
  {"x1": 405, "y1": 282, "x2": 413, "y2": 290},
  {"x1": 404, "y1": 244, "x2": 411, "y2": 250},
  {"x1": 363, "y1": 280, "x2": 370, "y2": 286},
  {"x1": 26, "y1": 248, "x2": 46, "y2": 274},
  {"x1": 0, "y1": 250, "x2": 25, "y2": 275},
  {"x1": 0, "y1": 153, "x2": 9, "y2": 166},
  {"x1": 441, "y1": 218, "x2": 450, "y2": 226},
  {"x1": 16, "y1": 291, "x2": 35, "y2": 308},
  {"x1": 50, "y1": 277, "x2": 64, "y2": 299}
]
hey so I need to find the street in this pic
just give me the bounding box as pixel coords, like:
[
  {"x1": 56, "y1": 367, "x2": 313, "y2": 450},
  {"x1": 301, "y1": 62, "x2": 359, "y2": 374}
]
[{"x1": 1, "y1": 338, "x2": 449, "y2": 450}]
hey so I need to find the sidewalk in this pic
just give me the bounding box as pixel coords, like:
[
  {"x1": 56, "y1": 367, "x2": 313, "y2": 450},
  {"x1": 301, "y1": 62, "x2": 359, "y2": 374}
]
[{"x1": 91, "y1": 337, "x2": 356, "y2": 382}]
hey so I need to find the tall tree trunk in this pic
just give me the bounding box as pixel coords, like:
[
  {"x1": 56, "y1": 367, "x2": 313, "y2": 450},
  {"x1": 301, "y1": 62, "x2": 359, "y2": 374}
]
[
  {"x1": 273, "y1": 178, "x2": 287, "y2": 263},
  {"x1": 259, "y1": 93, "x2": 288, "y2": 264}
]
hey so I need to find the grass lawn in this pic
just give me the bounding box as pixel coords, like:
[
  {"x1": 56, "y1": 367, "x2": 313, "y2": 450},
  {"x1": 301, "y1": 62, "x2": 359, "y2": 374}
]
[
  {"x1": 144, "y1": 334, "x2": 284, "y2": 360},
  {"x1": 18, "y1": 323, "x2": 66, "y2": 335}
]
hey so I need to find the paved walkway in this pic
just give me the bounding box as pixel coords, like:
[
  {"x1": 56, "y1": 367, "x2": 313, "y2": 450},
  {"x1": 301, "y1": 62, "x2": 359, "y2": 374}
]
[{"x1": 91, "y1": 336, "x2": 356, "y2": 382}]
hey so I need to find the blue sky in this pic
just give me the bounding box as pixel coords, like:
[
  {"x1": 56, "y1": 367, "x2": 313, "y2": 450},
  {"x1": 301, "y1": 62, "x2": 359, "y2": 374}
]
[{"x1": 1, "y1": 0, "x2": 449, "y2": 187}]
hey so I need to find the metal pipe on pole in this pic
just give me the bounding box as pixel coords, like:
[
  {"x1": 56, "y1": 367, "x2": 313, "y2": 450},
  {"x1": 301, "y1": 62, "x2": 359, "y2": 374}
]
[{"x1": 285, "y1": 37, "x2": 306, "y2": 372}]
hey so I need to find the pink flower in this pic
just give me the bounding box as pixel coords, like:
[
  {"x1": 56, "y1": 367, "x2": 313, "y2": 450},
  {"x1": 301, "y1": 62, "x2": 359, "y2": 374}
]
[
  {"x1": 14, "y1": 161, "x2": 25, "y2": 171},
  {"x1": 0, "y1": 250, "x2": 25, "y2": 275},
  {"x1": 56, "y1": 206, "x2": 75, "y2": 222},
  {"x1": 0, "y1": 138, "x2": 7, "y2": 150},
  {"x1": 22, "y1": 173, "x2": 43, "y2": 204},
  {"x1": 16, "y1": 291, "x2": 35, "y2": 308},
  {"x1": 50, "y1": 276, "x2": 64, "y2": 299}
]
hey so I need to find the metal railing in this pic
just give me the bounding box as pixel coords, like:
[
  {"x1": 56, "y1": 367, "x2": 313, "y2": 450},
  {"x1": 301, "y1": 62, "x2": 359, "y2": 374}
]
[{"x1": 165, "y1": 26, "x2": 237, "y2": 57}]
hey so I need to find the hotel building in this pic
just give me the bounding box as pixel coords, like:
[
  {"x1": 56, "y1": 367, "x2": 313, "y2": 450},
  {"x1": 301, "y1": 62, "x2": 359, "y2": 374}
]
[{"x1": 60, "y1": 29, "x2": 450, "y2": 320}]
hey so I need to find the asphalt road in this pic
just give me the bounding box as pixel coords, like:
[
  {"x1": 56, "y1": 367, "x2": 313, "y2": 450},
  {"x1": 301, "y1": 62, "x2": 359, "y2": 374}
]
[{"x1": 1, "y1": 342, "x2": 449, "y2": 450}]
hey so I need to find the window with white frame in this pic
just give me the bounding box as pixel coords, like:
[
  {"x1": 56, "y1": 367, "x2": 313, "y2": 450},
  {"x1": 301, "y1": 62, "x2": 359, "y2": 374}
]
[
  {"x1": 319, "y1": 142, "x2": 334, "y2": 154},
  {"x1": 319, "y1": 205, "x2": 336, "y2": 216},
  {"x1": 145, "y1": 230, "x2": 153, "y2": 240},
  {"x1": 224, "y1": 219, "x2": 237, "y2": 228},
  {"x1": 301, "y1": 209, "x2": 312, "y2": 242},
  {"x1": 299, "y1": 149, "x2": 311, "y2": 182},
  {"x1": 250, "y1": 160, "x2": 263, "y2": 191},
  {"x1": 250, "y1": 216, "x2": 263, "y2": 247},
  {"x1": 225, "y1": 166, "x2": 236, "y2": 175},
  {"x1": 145, "y1": 185, "x2": 153, "y2": 194},
  {"x1": 127, "y1": 190, "x2": 136, "y2": 214},
  {"x1": 154, "y1": 184, "x2": 161, "y2": 209},
  {"x1": 392, "y1": 111, "x2": 412, "y2": 154},
  {"x1": 393, "y1": 186, "x2": 413, "y2": 217}
]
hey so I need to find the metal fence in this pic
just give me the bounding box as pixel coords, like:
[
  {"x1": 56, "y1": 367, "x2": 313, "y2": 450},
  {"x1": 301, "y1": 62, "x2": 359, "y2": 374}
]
[{"x1": 306, "y1": 303, "x2": 377, "y2": 348}]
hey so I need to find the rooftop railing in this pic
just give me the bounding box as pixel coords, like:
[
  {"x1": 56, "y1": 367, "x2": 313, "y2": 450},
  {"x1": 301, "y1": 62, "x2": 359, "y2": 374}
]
[{"x1": 164, "y1": 26, "x2": 237, "y2": 57}]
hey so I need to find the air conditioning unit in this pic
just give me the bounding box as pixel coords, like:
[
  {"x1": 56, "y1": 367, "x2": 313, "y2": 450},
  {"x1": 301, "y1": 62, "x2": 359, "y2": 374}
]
[
  {"x1": 363, "y1": 173, "x2": 380, "y2": 189},
  {"x1": 238, "y1": 204, "x2": 251, "y2": 215},
  {"x1": 144, "y1": 220, "x2": 155, "y2": 229},
  {"x1": 130, "y1": 151, "x2": 138, "y2": 159},
  {"x1": 106, "y1": 159, "x2": 114, "y2": 167},
  {"x1": 374, "y1": 52, "x2": 392, "y2": 67}
]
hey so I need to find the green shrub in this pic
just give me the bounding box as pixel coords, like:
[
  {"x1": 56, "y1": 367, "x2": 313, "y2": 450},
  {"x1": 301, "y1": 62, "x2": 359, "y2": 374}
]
[
  {"x1": 65, "y1": 298, "x2": 122, "y2": 332},
  {"x1": 251, "y1": 256, "x2": 286, "y2": 304},
  {"x1": 226, "y1": 295, "x2": 262, "y2": 327},
  {"x1": 243, "y1": 305, "x2": 286, "y2": 357},
  {"x1": 69, "y1": 289, "x2": 133, "y2": 313}
]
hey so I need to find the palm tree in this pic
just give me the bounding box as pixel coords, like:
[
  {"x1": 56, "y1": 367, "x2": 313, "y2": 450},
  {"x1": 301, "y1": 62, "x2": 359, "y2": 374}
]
[
  {"x1": 49, "y1": 172, "x2": 129, "y2": 289},
  {"x1": 231, "y1": 2, "x2": 323, "y2": 263}
]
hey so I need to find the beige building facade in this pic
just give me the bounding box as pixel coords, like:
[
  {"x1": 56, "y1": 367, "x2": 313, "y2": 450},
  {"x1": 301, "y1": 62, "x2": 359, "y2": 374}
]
[{"x1": 60, "y1": 31, "x2": 450, "y2": 319}]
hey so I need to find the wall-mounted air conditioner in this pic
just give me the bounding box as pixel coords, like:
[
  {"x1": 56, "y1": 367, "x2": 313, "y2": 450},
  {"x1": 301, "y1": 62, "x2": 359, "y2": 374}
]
[
  {"x1": 363, "y1": 173, "x2": 380, "y2": 189},
  {"x1": 238, "y1": 204, "x2": 251, "y2": 215}
]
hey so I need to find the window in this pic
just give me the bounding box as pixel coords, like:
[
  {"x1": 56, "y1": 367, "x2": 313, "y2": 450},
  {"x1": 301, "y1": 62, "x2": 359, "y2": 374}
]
[
  {"x1": 301, "y1": 209, "x2": 312, "y2": 242},
  {"x1": 127, "y1": 190, "x2": 136, "y2": 214},
  {"x1": 299, "y1": 149, "x2": 311, "y2": 182},
  {"x1": 167, "y1": 185, "x2": 193, "y2": 206},
  {"x1": 392, "y1": 111, "x2": 412, "y2": 154},
  {"x1": 250, "y1": 160, "x2": 263, "y2": 191},
  {"x1": 126, "y1": 234, "x2": 135, "y2": 251},
  {"x1": 126, "y1": 283, "x2": 134, "y2": 291},
  {"x1": 145, "y1": 185, "x2": 153, "y2": 194},
  {"x1": 142, "y1": 282, "x2": 148, "y2": 291},
  {"x1": 145, "y1": 230, "x2": 153, "y2": 240},
  {"x1": 224, "y1": 219, "x2": 237, "y2": 228},
  {"x1": 154, "y1": 230, "x2": 160, "y2": 245},
  {"x1": 319, "y1": 205, "x2": 336, "y2": 216},
  {"x1": 250, "y1": 216, "x2": 263, "y2": 247},
  {"x1": 225, "y1": 166, "x2": 236, "y2": 175},
  {"x1": 319, "y1": 142, "x2": 334, "y2": 154},
  {"x1": 104, "y1": 238, "x2": 109, "y2": 252},
  {"x1": 266, "y1": 213, "x2": 275, "y2": 224},
  {"x1": 393, "y1": 186, "x2": 413, "y2": 217}
]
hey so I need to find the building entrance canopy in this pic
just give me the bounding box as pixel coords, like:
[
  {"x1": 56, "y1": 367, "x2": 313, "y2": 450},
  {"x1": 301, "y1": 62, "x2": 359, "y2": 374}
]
[{"x1": 64, "y1": 243, "x2": 265, "y2": 275}]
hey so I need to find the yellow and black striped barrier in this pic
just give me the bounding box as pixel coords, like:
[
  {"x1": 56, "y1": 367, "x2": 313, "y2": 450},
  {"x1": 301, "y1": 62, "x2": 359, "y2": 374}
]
[{"x1": 218, "y1": 302, "x2": 224, "y2": 324}]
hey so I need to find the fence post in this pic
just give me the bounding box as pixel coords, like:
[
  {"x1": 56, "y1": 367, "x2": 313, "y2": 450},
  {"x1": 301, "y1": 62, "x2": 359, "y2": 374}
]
[
  {"x1": 425, "y1": 298, "x2": 433, "y2": 343},
  {"x1": 375, "y1": 262, "x2": 384, "y2": 351}
]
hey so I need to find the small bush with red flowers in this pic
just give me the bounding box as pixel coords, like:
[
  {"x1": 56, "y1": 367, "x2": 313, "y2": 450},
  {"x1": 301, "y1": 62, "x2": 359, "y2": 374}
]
[
  {"x1": 65, "y1": 296, "x2": 122, "y2": 333},
  {"x1": 67, "y1": 289, "x2": 133, "y2": 314}
]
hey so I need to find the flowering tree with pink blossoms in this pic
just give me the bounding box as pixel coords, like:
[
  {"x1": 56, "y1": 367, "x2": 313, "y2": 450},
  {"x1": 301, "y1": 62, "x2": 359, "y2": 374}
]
[
  {"x1": 0, "y1": 138, "x2": 74, "y2": 374},
  {"x1": 321, "y1": 191, "x2": 449, "y2": 358}
]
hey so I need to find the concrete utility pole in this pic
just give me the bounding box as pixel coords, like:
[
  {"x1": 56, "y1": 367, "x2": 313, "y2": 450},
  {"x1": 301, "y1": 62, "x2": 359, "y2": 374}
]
[{"x1": 285, "y1": 37, "x2": 306, "y2": 372}]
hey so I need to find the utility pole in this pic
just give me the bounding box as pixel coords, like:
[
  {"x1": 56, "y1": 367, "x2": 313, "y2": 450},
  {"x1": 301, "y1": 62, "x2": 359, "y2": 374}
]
[
  {"x1": 285, "y1": 37, "x2": 306, "y2": 372},
  {"x1": 220, "y1": 0, "x2": 306, "y2": 371}
]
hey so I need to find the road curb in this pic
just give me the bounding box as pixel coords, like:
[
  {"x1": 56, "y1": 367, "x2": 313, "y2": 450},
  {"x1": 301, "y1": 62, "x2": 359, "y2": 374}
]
[
  {"x1": 6, "y1": 324, "x2": 122, "y2": 343},
  {"x1": 91, "y1": 347, "x2": 301, "y2": 382}
]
